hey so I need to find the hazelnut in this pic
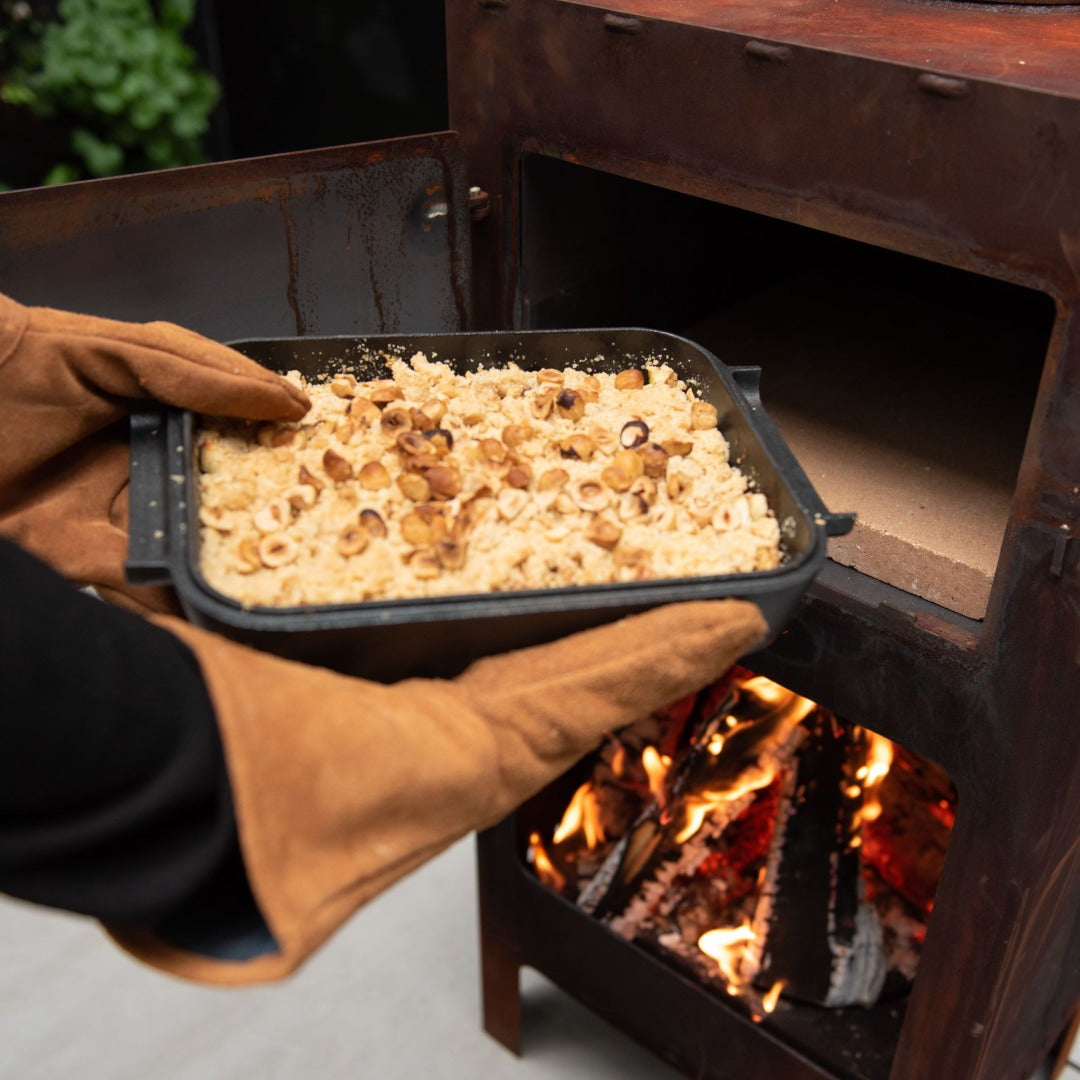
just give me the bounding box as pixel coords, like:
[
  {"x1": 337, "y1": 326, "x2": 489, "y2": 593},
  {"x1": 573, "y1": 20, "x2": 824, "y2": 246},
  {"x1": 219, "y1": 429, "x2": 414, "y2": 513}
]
[
  {"x1": 424, "y1": 428, "x2": 454, "y2": 455},
  {"x1": 579, "y1": 374, "x2": 601, "y2": 403},
  {"x1": 584, "y1": 517, "x2": 623, "y2": 550},
  {"x1": 529, "y1": 389, "x2": 556, "y2": 420},
  {"x1": 380, "y1": 406, "x2": 413, "y2": 435},
  {"x1": 712, "y1": 497, "x2": 752, "y2": 533},
  {"x1": 559, "y1": 434, "x2": 595, "y2": 461},
  {"x1": 322, "y1": 449, "x2": 352, "y2": 483},
  {"x1": 666, "y1": 472, "x2": 692, "y2": 501},
  {"x1": 410, "y1": 407, "x2": 437, "y2": 431},
  {"x1": 335, "y1": 419, "x2": 358, "y2": 445},
  {"x1": 748, "y1": 492, "x2": 770, "y2": 520},
  {"x1": 537, "y1": 467, "x2": 570, "y2": 492},
  {"x1": 662, "y1": 438, "x2": 694, "y2": 458},
  {"x1": 425, "y1": 464, "x2": 462, "y2": 499},
  {"x1": 435, "y1": 538, "x2": 467, "y2": 570},
  {"x1": 253, "y1": 497, "x2": 292, "y2": 534},
  {"x1": 572, "y1": 478, "x2": 611, "y2": 513},
  {"x1": 330, "y1": 373, "x2": 357, "y2": 398},
  {"x1": 299, "y1": 464, "x2": 325, "y2": 492},
  {"x1": 236, "y1": 536, "x2": 261, "y2": 574},
  {"x1": 617, "y1": 492, "x2": 650, "y2": 521},
  {"x1": 368, "y1": 382, "x2": 405, "y2": 407},
  {"x1": 502, "y1": 423, "x2": 533, "y2": 448},
  {"x1": 198, "y1": 437, "x2": 227, "y2": 474},
  {"x1": 284, "y1": 484, "x2": 318, "y2": 511},
  {"x1": 614, "y1": 547, "x2": 652, "y2": 580},
  {"x1": 408, "y1": 548, "x2": 442, "y2": 579},
  {"x1": 359, "y1": 508, "x2": 388, "y2": 537},
  {"x1": 505, "y1": 464, "x2": 533, "y2": 490},
  {"x1": 198, "y1": 505, "x2": 235, "y2": 533},
  {"x1": 614, "y1": 368, "x2": 645, "y2": 391},
  {"x1": 553, "y1": 492, "x2": 578, "y2": 515},
  {"x1": 588, "y1": 425, "x2": 617, "y2": 453},
  {"x1": 536, "y1": 368, "x2": 564, "y2": 387},
  {"x1": 619, "y1": 420, "x2": 650, "y2": 449},
  {"x1": 637, "y1": 441, "x2": 669, "y2": 478},
  {"x1": 397, "y1": 430, "x2": 428, "y2": 457},
  {"x1": 419, "y1": 398, "x2": 446, "y2": 424},
  {"x1": 397, "y1": 472, "x2": 432, "y2": 501},
  {"x1": 630, "y1": 476, "x2": 659, "y2": 505},
  {"x1": 690, "y1": 401, "x2": 719, "y2": 430},
  {"x1": 358, "y1": 461, "x2": 392, "y2": 490},
  {"x1": 400, "y1": 511, "x2": 435, "y2": 546},
  {"x1": 347, "y1": 397, "x2": 380, "y2": 425},
  {"x1": 479, "y1": 438, "x2": 508, "y2": 465},
  {"x1": 497, "y1": 487, "x2": 529, "y2": 520},
  {"x1": 555, "y1": 388, "x2": 586, "y2": 422},
  {"x1": 256, "y1": 423, "x2": 301, "y2": 449},
  {"x1": 337, "y1": 524, "x2": 370, "y2": 557},
  {"x1": 258, "y1": 534, "x2": 298, "y2": 568}
]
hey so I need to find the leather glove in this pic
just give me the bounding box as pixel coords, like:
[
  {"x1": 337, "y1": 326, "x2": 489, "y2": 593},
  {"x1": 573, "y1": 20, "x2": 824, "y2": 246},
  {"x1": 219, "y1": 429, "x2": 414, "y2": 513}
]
[
  {"x1": 110, "y1": 599, "x2": 767, "y2": 985},
  {"x1": 0, "y1": 291, "x2": 310, "y2": 613}
]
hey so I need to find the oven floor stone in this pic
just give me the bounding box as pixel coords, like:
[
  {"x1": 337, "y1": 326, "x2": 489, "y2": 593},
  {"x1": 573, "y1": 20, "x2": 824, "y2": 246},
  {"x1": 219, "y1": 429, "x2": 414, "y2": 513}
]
[{"x1": 0, "y1": 834, "x2": 1070, "y2": 1079}]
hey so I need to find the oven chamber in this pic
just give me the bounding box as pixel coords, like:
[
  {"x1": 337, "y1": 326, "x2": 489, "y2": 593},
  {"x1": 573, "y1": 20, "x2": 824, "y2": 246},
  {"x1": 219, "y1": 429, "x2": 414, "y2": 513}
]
[{"x1": 0, "y1": 1, "x2": 1077, "y2": 1077}]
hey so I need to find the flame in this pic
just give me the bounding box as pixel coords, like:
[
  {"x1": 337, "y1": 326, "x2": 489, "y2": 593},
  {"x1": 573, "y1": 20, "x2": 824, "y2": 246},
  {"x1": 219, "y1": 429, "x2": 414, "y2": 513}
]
[
  {"x1": 674, "y1": 762, "x2": 778, "y2": 844},
  {"x1": 553, "y1": 781, "x2": 606, "y2": 849},
  {"x1": 853, "y1": 728, "x2": 894, "y2": 829},
  {"x1": 641, "y1": 746, "x2": 672, "y2": 804},
  {"x1": 762, "y1": 980, "x2": 785, "y2": 1014},
  {"x1": 698, "y1": 921, "x2": 757, "y2": 986},
  {"x1": 529, "y1": 832, "x2": 565, "y2": 892},
  {"x1": 608, "y1": 735, "x2": 627, "y2": 778}
]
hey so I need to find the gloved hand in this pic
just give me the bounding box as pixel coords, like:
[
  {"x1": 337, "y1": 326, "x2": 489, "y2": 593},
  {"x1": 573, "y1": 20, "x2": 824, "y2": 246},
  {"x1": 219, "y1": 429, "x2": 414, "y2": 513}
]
[
  {"x1": 110, "y1": 599, "x2": 767, "y2": 985},
  {"x1": 0, "y1": 291, "x2": 309, "y2": 613}
]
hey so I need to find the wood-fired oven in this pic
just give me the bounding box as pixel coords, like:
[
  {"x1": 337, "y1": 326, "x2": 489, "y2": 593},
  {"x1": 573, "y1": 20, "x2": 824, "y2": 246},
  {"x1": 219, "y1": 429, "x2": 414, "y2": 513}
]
[{"x1": 0, "y1": 2, "x2": 1076, "y2": 1078}]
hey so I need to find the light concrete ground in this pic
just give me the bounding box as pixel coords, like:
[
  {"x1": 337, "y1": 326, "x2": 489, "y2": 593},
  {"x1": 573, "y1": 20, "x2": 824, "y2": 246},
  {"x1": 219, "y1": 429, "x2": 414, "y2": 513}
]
[
  {"x1": 2, "y1": 834, "x2": 1072, "y2": 1080},
  {"x1": 0, "y1": 836, "x2": 679, "y2": 1080}
]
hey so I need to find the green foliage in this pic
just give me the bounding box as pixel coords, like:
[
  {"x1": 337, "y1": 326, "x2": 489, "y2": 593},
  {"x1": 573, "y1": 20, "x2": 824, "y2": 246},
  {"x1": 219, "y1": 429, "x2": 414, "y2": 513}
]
[{"x1": 1, "y1": 0, "x2": 219, "y2": 186}]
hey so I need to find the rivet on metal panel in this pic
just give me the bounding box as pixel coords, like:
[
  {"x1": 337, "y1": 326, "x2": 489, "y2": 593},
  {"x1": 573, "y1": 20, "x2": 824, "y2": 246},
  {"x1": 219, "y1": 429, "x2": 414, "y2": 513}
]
[
  {"x1": 469, "y1": 186, "x2": 491, "y2": 222},
  {"x1": 603, "y1": 13, "x2": 643, "y2": 34},
  {"x1": 744, "y1": 40, "x2": 792, "y2": 64},
  {"x1": 916, "y1": 72, "x2": 971, "y2": 100}
]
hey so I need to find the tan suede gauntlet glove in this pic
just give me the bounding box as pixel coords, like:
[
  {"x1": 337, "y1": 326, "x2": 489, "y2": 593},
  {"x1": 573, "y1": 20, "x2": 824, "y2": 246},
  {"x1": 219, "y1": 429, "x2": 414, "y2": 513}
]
[
  {"x1": 0, "y1": 292, "x2": 309, "y2": 613},
  {"x1": 109, "y1": 600, "x2": 767, "y2": 985}
]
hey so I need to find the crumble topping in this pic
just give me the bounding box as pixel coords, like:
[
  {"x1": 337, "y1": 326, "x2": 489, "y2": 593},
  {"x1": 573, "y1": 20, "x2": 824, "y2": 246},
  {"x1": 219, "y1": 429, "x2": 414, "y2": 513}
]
[{"x1": 195, "y1": 353, "x2": 782, "y2": 607}]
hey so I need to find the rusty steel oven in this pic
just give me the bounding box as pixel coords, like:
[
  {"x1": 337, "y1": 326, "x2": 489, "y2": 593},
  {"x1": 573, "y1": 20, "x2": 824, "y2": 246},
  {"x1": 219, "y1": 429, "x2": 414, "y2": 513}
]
[{"x1": 0, "y1": 2, "x2": 1078, "y2": 1078}]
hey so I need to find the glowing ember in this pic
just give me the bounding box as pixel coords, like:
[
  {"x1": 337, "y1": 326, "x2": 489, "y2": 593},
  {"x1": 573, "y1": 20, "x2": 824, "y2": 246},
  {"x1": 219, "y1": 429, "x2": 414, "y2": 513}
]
[
  {"x1": 552, "y1": 781, "x2": 606, "y2": 849},
  {"x1": 528, "y1": 831, "x2": 565, "y2": 892}
]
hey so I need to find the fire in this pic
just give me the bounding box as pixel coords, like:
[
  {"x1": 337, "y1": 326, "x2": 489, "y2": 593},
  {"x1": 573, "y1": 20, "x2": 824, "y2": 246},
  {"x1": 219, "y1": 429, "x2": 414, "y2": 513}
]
[
  {"x1": 852, "y1": 728, "x2": 895, "y2": 828},
  {"x1": 698, "y1": 921, "x2": 757, "y2": 987},
  {"x1": 528, "y1": 832, "x2": 565, "y2": 892},
  {"x1": 641, "y1": 746, "x2": 671, "y2": 804},
  {"x1": 553, "y1": 781, "x2": 606, "y2": 849},
  {"x1": 762, "y1": 980, "x2": 785, "y2": 1014}
]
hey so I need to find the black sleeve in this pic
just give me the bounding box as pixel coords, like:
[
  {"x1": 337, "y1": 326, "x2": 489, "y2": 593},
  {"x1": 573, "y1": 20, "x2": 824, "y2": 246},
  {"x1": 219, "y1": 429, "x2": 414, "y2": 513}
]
[{"x1": 0, "y1": 537, "x2": 275, "y2": 958}]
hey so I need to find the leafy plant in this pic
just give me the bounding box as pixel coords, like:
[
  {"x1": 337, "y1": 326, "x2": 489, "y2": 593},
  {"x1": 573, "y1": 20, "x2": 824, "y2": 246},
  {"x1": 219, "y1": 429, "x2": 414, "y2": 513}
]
[{"x1": 1, "y1": 0, "x2": 219, "y2": 187}]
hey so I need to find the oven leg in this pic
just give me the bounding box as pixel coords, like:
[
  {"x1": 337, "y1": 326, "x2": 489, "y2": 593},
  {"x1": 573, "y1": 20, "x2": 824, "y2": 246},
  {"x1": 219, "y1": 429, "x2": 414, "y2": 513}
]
[{"x1": 476, "y1": 826, "x2": 524, "y2": 1054}]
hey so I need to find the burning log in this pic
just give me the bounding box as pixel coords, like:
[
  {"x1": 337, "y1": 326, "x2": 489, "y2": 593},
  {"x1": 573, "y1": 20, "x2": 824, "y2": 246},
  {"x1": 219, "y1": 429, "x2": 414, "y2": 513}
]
[
  {"x1": 577, "y1": 678, "x2": 815, "y2": 922},
  {"x1": 741, "y1": 715, "x2": 888, "y2": 1008}
]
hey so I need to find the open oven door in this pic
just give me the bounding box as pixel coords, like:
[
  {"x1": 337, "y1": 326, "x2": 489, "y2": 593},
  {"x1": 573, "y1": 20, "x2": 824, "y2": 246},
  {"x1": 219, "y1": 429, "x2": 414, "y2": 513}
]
[{"x1": 0, "y1": 133, "x2": 471, "y2": 337}]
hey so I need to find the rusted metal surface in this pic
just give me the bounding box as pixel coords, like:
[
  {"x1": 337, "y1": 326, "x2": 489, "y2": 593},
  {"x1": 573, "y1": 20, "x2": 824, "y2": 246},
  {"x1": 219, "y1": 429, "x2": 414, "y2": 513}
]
[
  {"x1": 0, "y1": 134, "x2": 471, "y2": 340},
  {"x1": 449, "y1": 1, "x2": 1080, "y2": 1078}
]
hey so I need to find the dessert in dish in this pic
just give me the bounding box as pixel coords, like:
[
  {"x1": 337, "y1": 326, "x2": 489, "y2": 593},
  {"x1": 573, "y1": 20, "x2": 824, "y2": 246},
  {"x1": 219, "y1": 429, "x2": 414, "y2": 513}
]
[{"x1": 194, "y1": 352, "x2": 782, "y2": 608}]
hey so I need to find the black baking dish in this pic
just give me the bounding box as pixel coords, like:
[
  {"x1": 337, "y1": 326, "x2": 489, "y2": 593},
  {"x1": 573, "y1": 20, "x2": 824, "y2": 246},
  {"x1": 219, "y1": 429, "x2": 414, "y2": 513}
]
[{"x1": 126, "y1": 328, "x2": 853, "y2": 681}]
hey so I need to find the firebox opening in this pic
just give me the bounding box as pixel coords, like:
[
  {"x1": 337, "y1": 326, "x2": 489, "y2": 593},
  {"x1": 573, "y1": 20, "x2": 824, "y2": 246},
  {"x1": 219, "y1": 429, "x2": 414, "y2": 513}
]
[
  {"x1": 518, "y1": 154, "x2": 1056, "y2": 623},
  {"x1": 516, "y1": 667, "x2": 959, "y2": 1080}
]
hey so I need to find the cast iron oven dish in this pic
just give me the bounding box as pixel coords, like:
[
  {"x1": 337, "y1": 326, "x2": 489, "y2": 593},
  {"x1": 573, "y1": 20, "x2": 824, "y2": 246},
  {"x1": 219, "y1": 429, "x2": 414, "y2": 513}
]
[{"x1": 127, "y1": 329, "x2": 853, "y2": 681}]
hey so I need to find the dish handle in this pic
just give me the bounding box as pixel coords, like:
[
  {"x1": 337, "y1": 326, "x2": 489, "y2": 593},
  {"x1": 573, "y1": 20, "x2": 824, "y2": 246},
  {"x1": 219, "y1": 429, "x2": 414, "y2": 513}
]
[{"x1": 125, "y1": 406, "x2": 173, "y2": 585}]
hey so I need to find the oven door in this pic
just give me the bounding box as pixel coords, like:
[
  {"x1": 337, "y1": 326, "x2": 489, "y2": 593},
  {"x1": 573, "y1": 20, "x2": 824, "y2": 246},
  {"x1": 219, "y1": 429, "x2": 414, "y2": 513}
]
[{"x1": 0, "y1": 132, "x2": 471, "y2": 337}]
